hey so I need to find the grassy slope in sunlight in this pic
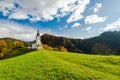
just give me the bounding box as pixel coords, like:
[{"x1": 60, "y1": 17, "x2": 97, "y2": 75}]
[{"x1": 0, "y1": 49, "x2": 120, "y2": 80}]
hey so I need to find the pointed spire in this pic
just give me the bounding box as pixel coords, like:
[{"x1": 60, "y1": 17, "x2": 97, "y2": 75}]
[{"x1": 37, "y1": 29, "x2": 40, "y2": 36}]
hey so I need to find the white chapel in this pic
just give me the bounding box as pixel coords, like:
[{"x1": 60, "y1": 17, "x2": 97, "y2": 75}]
[{"x1": 31, "y1": 30, "x2": 42, "y2": 49}]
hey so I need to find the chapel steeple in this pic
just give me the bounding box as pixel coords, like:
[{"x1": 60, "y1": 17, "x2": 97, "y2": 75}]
[{"x1": 37, "y1": 30, "x2": 40, "y2": 36}]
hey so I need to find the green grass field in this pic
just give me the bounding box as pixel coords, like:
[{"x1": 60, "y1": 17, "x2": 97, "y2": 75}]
[{"x1": 0, "y1": 49, "x2": 120, "y2": 80}]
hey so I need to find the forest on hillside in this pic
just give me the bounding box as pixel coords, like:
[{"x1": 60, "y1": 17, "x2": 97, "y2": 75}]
[
  {"x1": 41, "y1": 31, "x2": 120, "y2": 55},
  {"x1": 0, "y1": 38, "x2": 27, "y2": 58}
]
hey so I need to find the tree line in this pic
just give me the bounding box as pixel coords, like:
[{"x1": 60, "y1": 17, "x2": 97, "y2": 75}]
[
  {"x1": 0, "y1": 38, "x2": 26, "y2": 58},
  {"x1": 41, "y1": 31, "x2": 120, "y2": 55}
]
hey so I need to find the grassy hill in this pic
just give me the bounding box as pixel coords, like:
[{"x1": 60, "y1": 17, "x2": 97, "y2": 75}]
[{"x1": 0, "y1": 49, "x2": 120, "y2": 80}]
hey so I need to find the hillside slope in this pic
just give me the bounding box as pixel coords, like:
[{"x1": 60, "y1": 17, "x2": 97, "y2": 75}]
[
  {"x1": 0, "y1": 49, "x2": 120, "y2": 80},
  {"x1": 41, "y1": 31, "x2": 120, "y2": 54}
]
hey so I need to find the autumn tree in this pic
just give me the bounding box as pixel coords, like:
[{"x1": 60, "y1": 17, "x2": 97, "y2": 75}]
[{"x1": 6, "y1": 39, "x2": 12, "y2": 52}]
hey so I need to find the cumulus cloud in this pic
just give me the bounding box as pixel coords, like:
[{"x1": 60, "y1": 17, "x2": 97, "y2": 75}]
[
  {"x1": 59, "y1": 25, "x2": 68, "y2": 30},
  {"x1": 103, "y1": 19, "x2": 120, "y2": 31},
  {"x1": 67, "y1": 0, "x2": 90, "y2": 23},
  {"x1": 0, "y1": 20, "x2": 38, "y2": 41},
  {"x1": 86, "y1": 27, "x2": 92, "y2": 31},
  {"x1": 9, "y1": 9, "x2": 29, "y2": 20},
  {"x1": 71, "y1": 23, "x2": 81, "y2": 28},
  {"x1": 64, "y1": 25, "x2": 68, "y2": 29},
  {"x1": 93, "y1": 3, "x2": 102, "y2": 13},
  {"x1": 0, "y1": 0, "x2": 90, "y2": 22},
  {"x1": 85, "y1": 14, "x2": 107, "y2": 24}
]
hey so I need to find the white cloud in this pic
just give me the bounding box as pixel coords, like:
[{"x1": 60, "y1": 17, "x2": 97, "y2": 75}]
[
  {"x1": 59, "y1": 25, "x2": 68, "y2": 30},
  {"x1": 94, "y1": 3, "x2": 102, "y2": 13},
  {"x1": 67, "y1": 0, "x2": 90, "y2": 23},
  {"x1": 0, "y1": 0, "x2": 15, "y2": 16},
  {"x1": 0, "y1": 20, "x2": 38, "y2": 41},
  {"x1": 86, "y1": 27, "x2": 92, "y2": 31},
  {"x1": 64, "y1": 25, "x2": 68, "y2": 28},
  {"x1": 71, "y1": 23, "x2": 81, "y2": 28},
  {"x1": 9, "y1": 9, "x2": 29, "y2": 20},
  {"x1": 103, "y1": 19, "x2": 120, "y2": 31},
  {"x1": 85, "y1": 14, "x2": 107, "y2": 24},
  {"x1": 0, "y1": 0, "x2": 90, "y2": 22}
]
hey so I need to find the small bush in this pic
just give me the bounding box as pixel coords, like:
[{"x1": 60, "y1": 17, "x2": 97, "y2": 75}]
[
  {"x1": 59, "y1": 46, "x2": 67, "y2": 52},
  {"x1": 42, "y1": 44, "x2": 54, "y2": 51}
]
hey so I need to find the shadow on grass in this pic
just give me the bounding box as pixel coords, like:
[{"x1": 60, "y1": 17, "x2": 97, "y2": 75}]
[{"x1": 0, "y1": 48, "x2": 36, "y2": 60}]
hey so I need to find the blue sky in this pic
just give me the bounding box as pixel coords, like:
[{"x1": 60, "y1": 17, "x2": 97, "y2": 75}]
[{"x1": 0, "y1": 0, "x2": 120, "y2": 41}]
